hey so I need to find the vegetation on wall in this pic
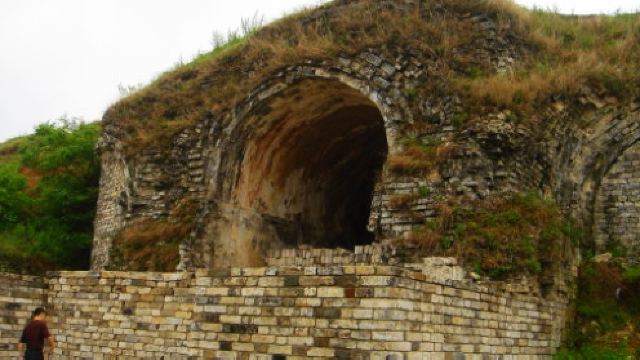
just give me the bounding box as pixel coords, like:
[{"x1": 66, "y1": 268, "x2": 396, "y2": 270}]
[
  {"x1": 108, "y1": 198, "x2": 197, "y2": 272},
  {"x1": 388, "y1": 137, "x2": 458, "y2": 177},
  {"x1": 402, "y1": 192, "x2": 579, "y2": 280},
  {"x1": 0, "y1": 120, "x2": 100, "y2": 274},
  {"x1": 0, "y1": 3, "x2": 636, "y2": 357}
]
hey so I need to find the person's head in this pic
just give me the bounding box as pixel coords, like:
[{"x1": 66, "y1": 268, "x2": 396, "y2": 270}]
[{"x1": 32, "y1": 307, "x2": 46, "y2": 321}]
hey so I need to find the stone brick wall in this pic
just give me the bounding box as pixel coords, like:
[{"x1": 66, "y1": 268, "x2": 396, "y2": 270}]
[
  {"x1": 594, "y1": 141, "x2": 640, "y2": 261},
  {"x1": 0, "y1": 273, "x2": 47, "y2": 358},
  {"x1": 0, "y1": 252, "x2": 571, "y2": 359}
]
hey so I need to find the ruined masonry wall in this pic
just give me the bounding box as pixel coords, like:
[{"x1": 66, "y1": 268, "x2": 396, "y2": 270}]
[
  {"x1": 1, "y1": 257, "x2": 568, "y2": 359},
  {"x1": 91, "y1": 146, "x2": 128, "y2": 270},
  {"x1": 93, "y1": 39, "x2": 534, "y2": 270},
  {"x1": 0, "y1": 273, "x2": 47, "y2": 358}
]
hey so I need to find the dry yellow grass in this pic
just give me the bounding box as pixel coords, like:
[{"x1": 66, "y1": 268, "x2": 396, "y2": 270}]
[
  {"x1": 108, "y1": 0, "x2": 514, "y2": 152},
  {"x1": 454, "y1": 8, "x2": 640, "y2": 114},
  {"x1": 109, "y1": 0, "x2": 640, "y2": 153},
  {"x1": 389, "y1": 193, "x2": 420, "y2": 209},
  {"x1": 388, "y1": 141, "x2": 458, "y2": 176}
]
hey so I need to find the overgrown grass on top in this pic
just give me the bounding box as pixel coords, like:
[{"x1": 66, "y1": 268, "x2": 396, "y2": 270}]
[
  {"x1": 109, "y1": 0, "x2": 640, "y2": 153},
  {"x1": 453, "y1": 8, "x2": 640, "y2": 115},
  {"x1": 106, "y1": 0, "x2": 519, "y2": 153},
  {"x1": 181, "y1": 13, "x2": 265, "y2": 70}
]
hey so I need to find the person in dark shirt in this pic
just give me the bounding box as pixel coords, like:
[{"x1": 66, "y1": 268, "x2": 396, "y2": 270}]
[{"x1": 18, "y1": 307, "x2": 55, "y2": 360}]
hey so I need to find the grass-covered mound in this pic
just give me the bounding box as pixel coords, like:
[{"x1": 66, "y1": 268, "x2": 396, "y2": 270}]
[
  {"x1": 0, "y1": 121, "x2": 100, "y2": 273},
  {"x1": 107, "y1": 0, "x2": 639, "y2": 153}
]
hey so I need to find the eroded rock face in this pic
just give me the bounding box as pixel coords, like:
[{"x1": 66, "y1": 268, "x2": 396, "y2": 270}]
[{"x1": 91, "y1": 43, "x2": 640, "y2": 271}]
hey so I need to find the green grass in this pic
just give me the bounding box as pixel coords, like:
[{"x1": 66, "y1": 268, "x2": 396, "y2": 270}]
[
  {"x1": 418, "y1": 186, "x2": 431, "y2": 198},
  {"x1": 189, "y1": 37, "x2": 248, "y2": 68},
  {"x1": 623, "y1": 265, "x2": 640, "y2": 282},
  {"x1": 555, "y1": 343, "x2": 636, "y2": 360},
  {"x1": 561, "y1": 260, "x2": 640, "y2": 358},
  {"x1": 577, "y1": 300, "x2": 631, "y2": 333}
]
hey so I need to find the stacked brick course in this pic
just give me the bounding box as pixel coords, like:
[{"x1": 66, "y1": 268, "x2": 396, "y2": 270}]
[
  {"x1": 0, "y1": 273, "x2": 47, "y2": 358},
  {"x1": 0, "y1": 250, "x2": 569, "y2": 359}
]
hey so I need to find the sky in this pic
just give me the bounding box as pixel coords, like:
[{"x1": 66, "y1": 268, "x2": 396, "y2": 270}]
[{"x1": 1, "y1": 0, "x2": 639, "y2": 142}]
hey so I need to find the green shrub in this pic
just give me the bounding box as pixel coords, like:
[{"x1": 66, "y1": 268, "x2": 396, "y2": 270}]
[
  {"x1": 452, "y1": 112, "x2": 469, "y2": 128},
  {"x1": 0, "y1": 163, "x2": 29, "y2": 229},
  {"x1": 0, "y1": 120, "x2": 100, "y2": 273},
  {"x1": 418, "y1": 186, "x2": 431, "y2": 198},
  {"x1": 576, "y1": 300, "x2": 630, "y2": 333}
]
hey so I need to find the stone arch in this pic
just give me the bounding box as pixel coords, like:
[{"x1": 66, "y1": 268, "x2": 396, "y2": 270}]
[
  {"x1": 206, "y1": 71, "x2": 403, "y2": 268},
  {"x1": 554, "y1": 111, "x2": 640, "y2": 256},
  {"x1": 593, "y1": 140, "x2": 640, "y2": 259}
]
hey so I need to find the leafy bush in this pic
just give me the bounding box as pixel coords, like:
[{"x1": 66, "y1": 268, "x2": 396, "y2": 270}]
[
  {"x1": 0, "y1": 163, "x2": 29, "y2": 229},
  {"x1": 0, "y1": 120, "x2": 100, "y2": 273}
]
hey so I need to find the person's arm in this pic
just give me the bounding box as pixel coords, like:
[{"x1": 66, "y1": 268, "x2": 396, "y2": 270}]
[
  {"x1": 47, "y1": 336, "x2": 55, "y2": 353},
  {"x1": 42, "y1": 323, "x2": 54, "y2": 354},
  {"x1": 17, "y1": 342, "x2": 25, "y2": 358}
]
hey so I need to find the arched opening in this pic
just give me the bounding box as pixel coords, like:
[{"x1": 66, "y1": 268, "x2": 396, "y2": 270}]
[
  {"x1": 594, "y1": 141, "x2": 640, "y2": 259},
  {"x1": 231, "y1": 78, "x2": 388, "y2": 254}
]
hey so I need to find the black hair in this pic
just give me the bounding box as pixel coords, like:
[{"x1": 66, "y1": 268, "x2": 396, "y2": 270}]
[{"x1": 32, "y1": 307, "x2": 46, "y2": 317}]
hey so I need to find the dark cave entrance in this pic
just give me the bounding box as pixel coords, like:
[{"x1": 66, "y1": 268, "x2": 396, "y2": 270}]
[{"x1": 235, "y1": 79, "x2": 388, "y2": 249}]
